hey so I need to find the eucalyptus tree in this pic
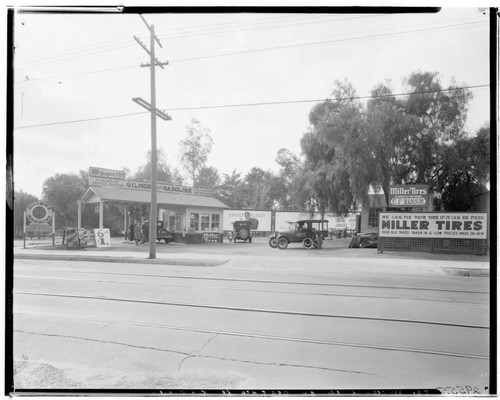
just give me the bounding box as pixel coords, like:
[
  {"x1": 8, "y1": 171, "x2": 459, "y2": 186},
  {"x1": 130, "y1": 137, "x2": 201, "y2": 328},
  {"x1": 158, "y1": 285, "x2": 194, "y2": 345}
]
[
  {"x1": 179, "y1": 118, "x2": 214, "y2": 185},
  {"x1": 301, "y1": 79, "x2": 369, "y2": 215},
  {"x1": 365, "y1": 81, "x2": 419, "y2": 204},
  {"x1": 400, "y1": 71, "x2": 473, "y2": 186}
]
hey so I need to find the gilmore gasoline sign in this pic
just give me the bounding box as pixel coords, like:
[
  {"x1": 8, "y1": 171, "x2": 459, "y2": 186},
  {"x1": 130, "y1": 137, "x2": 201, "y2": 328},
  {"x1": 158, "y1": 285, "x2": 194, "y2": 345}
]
[{"x1": 389, "y1": 185, "x2": 429, "y2": 208}]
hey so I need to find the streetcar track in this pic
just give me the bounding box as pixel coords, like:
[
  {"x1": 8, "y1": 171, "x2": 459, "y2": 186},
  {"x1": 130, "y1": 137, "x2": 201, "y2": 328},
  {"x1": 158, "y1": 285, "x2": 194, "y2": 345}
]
[
  {"x1": 14, "y1": 290, "x2": 489, "y2": 329},
  {"x1": 15, "y1": 311, "x2": 489, "y2": 360},
  {"x1": 13, "y1": 274, "x2": 488, "y2": 305},
  {"x1": 14, "y1": 329, "x2": 379, "y2": 376},
  {"x1": 13, "y1": 265, "x2": 489, "y2": 295}
]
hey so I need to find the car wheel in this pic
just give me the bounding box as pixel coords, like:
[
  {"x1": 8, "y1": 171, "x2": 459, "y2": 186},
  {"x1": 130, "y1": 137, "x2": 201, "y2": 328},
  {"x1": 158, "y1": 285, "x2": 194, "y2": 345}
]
[
  {"x1": 249, "y1": 237, "x2": 252, "y2": 243},
  {"x1": 269, "y1": 237, "x2": 278, "y2": 248},
  {"x1": 277, "y1": 238, "x2": 289, "y2": 250},
  {"x1": 302, "y1": 237, "x2": 314, "y2": 249},
  {"x1": 239, "y1": 229, "x2": 249, "y2": 239}
]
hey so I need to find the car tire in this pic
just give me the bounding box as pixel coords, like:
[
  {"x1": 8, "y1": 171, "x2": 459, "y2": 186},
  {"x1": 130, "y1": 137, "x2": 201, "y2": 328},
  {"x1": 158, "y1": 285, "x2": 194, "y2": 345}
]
[
  {"x1": 277, "y1": 238, "x2": 289, "y2": 250},
  {"x1": 239, "y1": 229, "x2": 249, "y2": 239},
  {"x1": 302, "y1": 237, "x2": 314, "y2": 249},
  {"x1": 269, "y1": 237, "x2": 278, "y2": 248},
  {"x1": 249, "y1": 237, "x2": 252, "y2": 243}
]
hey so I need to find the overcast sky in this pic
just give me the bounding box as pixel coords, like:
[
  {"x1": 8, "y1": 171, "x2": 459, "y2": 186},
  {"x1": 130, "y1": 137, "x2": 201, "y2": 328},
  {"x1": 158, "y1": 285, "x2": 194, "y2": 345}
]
[{"x1": 12, "y1": 6, "x2": 491, "y2": 197}]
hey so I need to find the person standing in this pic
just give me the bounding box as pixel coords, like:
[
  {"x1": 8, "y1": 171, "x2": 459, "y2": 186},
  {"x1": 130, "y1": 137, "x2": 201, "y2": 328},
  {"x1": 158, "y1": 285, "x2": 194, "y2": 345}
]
[
  {"x1": 244, "y1": 211, "x2": 259, "y2": 230},
  {"x1": 134, "y1": 222, "x2": 142, "y2": 245},
  {"x1": 129, "y1": 223, "x2": 135, "y2": 241},
  {"x1": 141, "y1": 220, "x2": 149, "y2": 243}
]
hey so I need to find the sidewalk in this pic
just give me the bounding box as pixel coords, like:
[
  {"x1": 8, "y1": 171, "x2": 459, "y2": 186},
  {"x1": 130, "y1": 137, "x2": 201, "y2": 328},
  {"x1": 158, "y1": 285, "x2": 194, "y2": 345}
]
[
  {"x1": 12, "y1": 237, "x2": 491, "y2": 274},
  {"x1": 13, "y1": 240, "x2": 229, "y2": 267}
]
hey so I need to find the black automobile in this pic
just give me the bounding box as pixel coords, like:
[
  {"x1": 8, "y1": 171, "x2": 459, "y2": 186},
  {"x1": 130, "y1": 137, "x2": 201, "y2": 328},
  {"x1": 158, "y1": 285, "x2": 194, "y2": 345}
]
[
  {"x1": 156, "y1": 220, "x2": 174, "y2": 243},
  {"x1": 143, "y1": 220, "x2": 174, "y2": 243},
  {"x1": 229, "y1": 220, "x2": 253, "y2": 243},
  {"x1": 271, "y1": 219, "x2": 328, "y2": 250}
]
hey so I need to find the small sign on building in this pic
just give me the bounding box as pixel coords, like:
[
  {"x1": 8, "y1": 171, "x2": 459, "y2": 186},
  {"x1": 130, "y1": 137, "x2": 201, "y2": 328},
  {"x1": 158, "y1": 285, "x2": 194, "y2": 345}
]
[{"x1": 389, "y1": 185, "x2": 429, "y2": 208}]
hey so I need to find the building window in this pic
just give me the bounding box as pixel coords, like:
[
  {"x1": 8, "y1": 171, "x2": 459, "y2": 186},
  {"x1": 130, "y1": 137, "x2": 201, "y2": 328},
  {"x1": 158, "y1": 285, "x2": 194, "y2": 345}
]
[
  {"x1": 211, "y1": 214, "x2": 220, "y2": 231},
  {"x1": 368, "y1": 207, "x2": 382, "y2": 228},
  {"x1": 175, "y1": 214, "x2": 183, "y2": 231},
  {"x1": 190, "y1": 213, "x2": 199, "y2": 231},
  {"x1": 201, "y1": 214, "x2": 210, "y2": 231}
]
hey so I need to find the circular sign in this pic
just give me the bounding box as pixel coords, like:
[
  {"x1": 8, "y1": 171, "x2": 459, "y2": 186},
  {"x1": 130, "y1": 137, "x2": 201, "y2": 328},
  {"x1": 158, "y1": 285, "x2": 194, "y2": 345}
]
[{"x1": 26, "y1": 202, "x2": 53, "y2": 224}]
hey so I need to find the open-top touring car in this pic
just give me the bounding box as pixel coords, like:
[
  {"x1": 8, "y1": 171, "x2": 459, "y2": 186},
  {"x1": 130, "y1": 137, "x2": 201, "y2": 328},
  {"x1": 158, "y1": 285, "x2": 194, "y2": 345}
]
[{"x1": 269, "y1": 219, "x2": 328, "y2": 250}]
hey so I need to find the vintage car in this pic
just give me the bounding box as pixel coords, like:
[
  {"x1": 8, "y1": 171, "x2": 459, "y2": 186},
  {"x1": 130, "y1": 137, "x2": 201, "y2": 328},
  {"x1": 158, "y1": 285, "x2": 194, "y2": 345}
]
[
  {"x1": 229, "y1": 220, "x2": 253, "y2": 243},
  {"x1": 143, "y1": 220, "x2": 174, "y2": 243},
  {"x1": 270, "y1": 219, "x2": 329, "y2": 250},
  {"x1": 349, "y1": 232, "x2": 378, "y2": 248},
  {"x1": 156, "y1": 220, "x2": 174, "y2": 243}
]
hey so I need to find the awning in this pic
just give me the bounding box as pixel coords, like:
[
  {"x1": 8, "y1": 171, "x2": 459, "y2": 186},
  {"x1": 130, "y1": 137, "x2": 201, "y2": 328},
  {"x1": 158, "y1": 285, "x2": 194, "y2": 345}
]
[{"x1": 78, "y1": 186, "x2": 229, "y2": 209}]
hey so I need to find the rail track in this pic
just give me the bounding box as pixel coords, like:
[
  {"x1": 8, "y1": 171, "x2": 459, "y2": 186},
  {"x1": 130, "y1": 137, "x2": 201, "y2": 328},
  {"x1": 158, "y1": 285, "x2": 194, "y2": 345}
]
[{"x1": 12, "y1": 258, "x2": 490, "y2": 388}]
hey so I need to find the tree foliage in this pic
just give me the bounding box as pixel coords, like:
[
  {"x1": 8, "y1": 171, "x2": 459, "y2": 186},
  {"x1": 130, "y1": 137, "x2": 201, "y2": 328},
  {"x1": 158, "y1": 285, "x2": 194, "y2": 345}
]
[
  {"x1": 273, "y1": 148, "x2": 310, "y2": 211},
  {"x1": 301, "y1": 71, "x2": 480, "y2": 213},
  {"x1": 216, "y1": 170, "x2": 245, "y2": 209},
  {"x1": 434, "y1": 124, "x2": 490, "y2": 211},
  {"x1": 42, "y1": 173, "x2": 87, "y2": 228},
  {"x1": 13, "y1": 189, "x2": 39, "y2": 238},
  {"x1": 301, "y1": 79, "x2": 366, "y2": 215},
  {"x1": 240, "y1": 167, "x2": 275, "y2": 210},
  {"x1": 179, "y1": 118, "x2": 214, "y2": 185},
  {"x1": 133, "y1": 148, "x2": 183, "y2": 184},
  {"x1": 195, "y1": 166, "x2": 221, "y2": 189}
]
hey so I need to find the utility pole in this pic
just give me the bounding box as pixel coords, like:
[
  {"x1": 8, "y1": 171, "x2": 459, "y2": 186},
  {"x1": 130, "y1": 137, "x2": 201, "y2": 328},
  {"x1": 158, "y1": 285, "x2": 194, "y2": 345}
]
[{"x1": 133, "y1": 15, "x2": 171, "y2": 259}]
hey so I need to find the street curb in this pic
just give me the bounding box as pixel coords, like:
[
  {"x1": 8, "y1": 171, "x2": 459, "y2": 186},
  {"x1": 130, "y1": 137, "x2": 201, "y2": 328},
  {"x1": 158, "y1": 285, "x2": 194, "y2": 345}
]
[
  {"x1": 14, "y1": 254, "x2": 229, "y2": 267},
  {"x1": 439, "y1": 267, "x2": 490, "y2": 277}
]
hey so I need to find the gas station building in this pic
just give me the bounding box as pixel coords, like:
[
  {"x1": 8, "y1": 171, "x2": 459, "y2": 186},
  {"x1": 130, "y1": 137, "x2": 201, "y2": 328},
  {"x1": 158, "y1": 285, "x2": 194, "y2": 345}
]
[{"x1": 77, "y1": 167, "x2": 229, "y2": 242}]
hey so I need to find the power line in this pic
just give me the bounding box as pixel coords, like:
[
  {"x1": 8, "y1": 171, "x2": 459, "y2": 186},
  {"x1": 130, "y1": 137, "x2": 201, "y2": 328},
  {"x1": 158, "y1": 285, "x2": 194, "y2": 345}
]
[
  {"x1": 15, "y1": 14, "x2": 362, "y2": 66},
  {"x1": 15, "y1": 110, "x2": 148, "y2": 129},
  {"x1": 171, "y1": 20, "x2": 487, "y2": 63},
  {"x1": 14, "y1": 84, "x2": 489, "y2": 130},
  {"x1": 14, "y1": 14, "x2": 346, "y2": 67},
  {"x1": 15, "y1": 18, "x2": 487, "y2": 83},
  {"x1": 155, "y1": 14, "x2": 380, "y2": 41}
]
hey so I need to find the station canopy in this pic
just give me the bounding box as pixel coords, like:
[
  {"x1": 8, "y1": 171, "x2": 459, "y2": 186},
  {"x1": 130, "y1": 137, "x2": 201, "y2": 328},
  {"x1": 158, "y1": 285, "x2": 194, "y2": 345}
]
[{"x1": 79, "y1": 185, "x2": 229, "y2": 209}]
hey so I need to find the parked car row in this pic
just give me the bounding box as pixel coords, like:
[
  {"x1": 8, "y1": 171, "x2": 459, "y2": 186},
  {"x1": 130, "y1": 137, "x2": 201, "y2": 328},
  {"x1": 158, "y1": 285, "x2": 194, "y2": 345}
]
[{"x1": 127, "y1": 219, "x2": 378, "y2": 249}]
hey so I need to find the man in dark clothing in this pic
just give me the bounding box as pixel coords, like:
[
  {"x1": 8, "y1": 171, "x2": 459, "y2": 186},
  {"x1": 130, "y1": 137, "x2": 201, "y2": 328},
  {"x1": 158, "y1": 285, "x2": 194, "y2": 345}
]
[{"x1": 141, "y1": 221, "x2": 149, "y2": 243}]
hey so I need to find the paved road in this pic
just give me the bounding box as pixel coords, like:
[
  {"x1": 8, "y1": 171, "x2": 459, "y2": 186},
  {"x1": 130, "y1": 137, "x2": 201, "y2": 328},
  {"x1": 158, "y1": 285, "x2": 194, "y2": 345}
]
[{"x1": 11, "y1": 240, "x2": 490, "y2": 392}]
